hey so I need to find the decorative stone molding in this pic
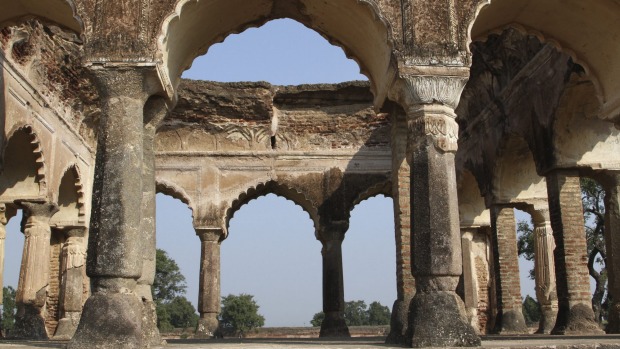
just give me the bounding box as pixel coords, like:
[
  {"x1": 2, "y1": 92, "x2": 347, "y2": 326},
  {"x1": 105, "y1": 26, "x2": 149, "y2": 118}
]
[
  {"x1": 389, "y1": 70, "x2": 470, "y2": 111},
  {"x1": 408, "y1": 105, "x2": 459, "y2": 153}
]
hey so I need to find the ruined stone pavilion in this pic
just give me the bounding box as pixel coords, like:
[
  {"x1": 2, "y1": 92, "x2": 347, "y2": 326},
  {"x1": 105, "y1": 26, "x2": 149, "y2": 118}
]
[{"x1": 0, "y1": 1, "x2": 619, "y2": 348}]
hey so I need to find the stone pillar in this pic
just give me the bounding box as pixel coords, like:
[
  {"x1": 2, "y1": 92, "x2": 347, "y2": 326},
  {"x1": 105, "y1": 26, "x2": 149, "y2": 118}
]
[
  {"x1": 386, "y1": 113, "x2": 415, "y2": 345},
  {"x1": 392, "y1": 73, "x2": 480, "y2": 347},
  {"x1": 69, "y1": 68, "x2": 155, "y2": 349},
  {"x1": 546, "y1": 170, "x2": 603, "y2": 334},
  {"x1": 319, "y1": 220, "x2": 350, "y2": 338},
  {"x1": 0, "y1": 204, "x2": 16, "y2": 338},
  {"x1": 461, "y1": 229, "x2": 480, "y2": 334},
  {"x1": 137, "y1": 97, "x2": 168, "y2": 346},
  {"x1": 195, "y1": 227, "x2": 225, "y2": 338},
  {"x1": 54, "y1": 226, "x2": 87, "y2": 340},
  {"x1": 490, "y1": 205, "x2": 528, "y2": 334},
  {"x1": 603, "y1": 172, "x2": 620, "y2": 333},
  {"x1": 12, "y1": 200, "x2": 59, "y2": 339},
  {"x1": 531, "y1": 209, "x2": 558, "y2": 334}
]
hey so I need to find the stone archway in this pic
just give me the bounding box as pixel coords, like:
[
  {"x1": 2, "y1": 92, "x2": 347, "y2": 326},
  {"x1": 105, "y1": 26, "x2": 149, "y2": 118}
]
[{"x1": 157, "y1": 0, "x2": 396, "y2": 107}]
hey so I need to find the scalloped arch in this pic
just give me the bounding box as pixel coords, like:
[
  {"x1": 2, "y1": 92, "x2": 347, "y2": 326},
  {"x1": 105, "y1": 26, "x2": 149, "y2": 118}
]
[
  {"x1": 155, "y1": 179, "x2": 195, "y2": 213},
  {"x1": 156, "y1": 0, "x2": 396, "y2": 107},
  {"x1": 468, "y1": 0, "x2": 620, "y2": 120},
  {"x1": 224, "y1": 180, "x2": 319, "y2": 233},
  {"x1": 350, "y1": 180, "x2": 392, "y2": 211},
  {"x1": 4, "y1": 124, "x2": 48, "y2": 197},
  {"x1": 57, "y1": 164, "x2": 86, "y2": 220}
]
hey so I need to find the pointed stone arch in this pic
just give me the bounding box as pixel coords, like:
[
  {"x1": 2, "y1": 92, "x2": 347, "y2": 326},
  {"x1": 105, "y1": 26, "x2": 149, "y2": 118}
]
[
  {"x1": 468, "y1": 0, "x2": 620, "y2": 121},
  {"x1": 0, "y1": 124, "x2": 47, "y2": 199},
  {"x1": 155, "y1": 178, "x2": 195, "y2": 212},
  {"x1": 225, "y1": 180, "x2": 319, "y2": 233},
  {"x1": 350, "y1": 180, "x2": 392, "y2": 212},
  {"x1": 156, "y1": 0, "x2": 397, "y2": 107}
]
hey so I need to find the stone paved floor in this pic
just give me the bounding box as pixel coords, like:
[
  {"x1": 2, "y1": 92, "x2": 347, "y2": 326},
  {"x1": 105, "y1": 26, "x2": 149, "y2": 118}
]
[{"x1": 0, "y1": 336, "x2": 619, "y2": 349}]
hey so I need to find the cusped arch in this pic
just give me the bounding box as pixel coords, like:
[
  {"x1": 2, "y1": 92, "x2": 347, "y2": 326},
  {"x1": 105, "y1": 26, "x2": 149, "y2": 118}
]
[
  {"x1": 0, "y1": 0, "x2": 83, "y2": 34},
  {"x1": 156, "y1": 178, "x2": 195, "y2": 212},
  {"x1": 350, "y1": 180, "x2": 392, "y2": 211},
  {"x1": 157, "y1": 0, "x2": 396, "y2": 107},
  {"x1": 469, "y1": 0, "x2": 620, "y2": 120},
  {"x1": 52, "y1": 164, "x2": 86, "y2": 224},
  {"x1": 1, "y1": 124, "x2": 47, "y2": 198},
  {"x1": 225, "y1": 180, "x2": 319, "y2": 233}
]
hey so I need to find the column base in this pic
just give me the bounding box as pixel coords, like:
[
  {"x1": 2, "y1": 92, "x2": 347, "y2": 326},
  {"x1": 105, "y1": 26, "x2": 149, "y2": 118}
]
[
  {"x1": 53, "y1": 312, "x2": 81, "y2": 340},
  {"x1": 68, "y1": 293, "x2": 144, "y2": 349},
  {"x1": 11, "y1": 304, "x2": 48, "y2": 339},
  {"x1": 386, "y1": 297, "x2": 412, "y2": 345},
  {"x1": 536, "y1": 307, "x2": 558, "y2": 334},
  {"x1": 195, "y1": 313, "x2": 220, "y2": 339},
  {"x1": 319, "y1": 312, "x2": 350, "y2": 338},
  {"x1": 141, "y1": 299, "x2": 163, "y2": 346},
  {"x1": 493, "y1": 309, "x2": 529, "y2": 335},
  {"x1": 551, "y1": 303, "x2": 605, "y2": 335},
  {"x1": 408, "y1": 291, "x2": 480, "y2": 347}
]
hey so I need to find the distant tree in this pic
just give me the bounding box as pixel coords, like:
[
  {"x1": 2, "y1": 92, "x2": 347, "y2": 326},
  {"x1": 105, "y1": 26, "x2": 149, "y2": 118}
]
[
  {"x1": 310, "y1": 311, "x2": 324, "y2": 327},
  {"x1": 153, "y1": 249, "x2": 198, "y2": 332},
  {"x1": 2, "y1": 286, "x2": 16, "y2": 336},
  {"x1": 522, "y1": 295, "x2": 541, "y2": 326},
  {"x1": 344, "y1": 300, "x2": 369, "y2": 326},
  {"x1": 516, "y1": 178, "x2": 609, "y2": 323},
  {"x1": 310, "y1": 300, "x2": 391, "y2": 327},
  {"x1": 367, "y1": 301, "x2": 391, "y2": 325},
  {"x1": 153, "y1": 249, "x2": 187, "y2": 303},
  {"x1": 219, "y1": 294, "x2": 265, "y2": 336}
]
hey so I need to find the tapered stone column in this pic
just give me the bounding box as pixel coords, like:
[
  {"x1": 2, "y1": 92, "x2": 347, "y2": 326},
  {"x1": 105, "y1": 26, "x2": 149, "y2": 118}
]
[
  {"x1": 54, "y1": 226, "x2": 87, "y2": 340},
  {"x1": 137, "y1": 97, "x2": 168, "y2": 346},
  {"x1": 490, "y1": 205, "x2": 528, "y2": 334},
  {"x1": 392, "y1": 73, "x2": 480, "y2": 347},
  {"x1": 531, "y1": 209, "x2": 558, "y2": 334},
  {"x1": 69, "y1": 68, "x2": 156, "y2": 349},
  {"x1": 0, "y1": 203, "x2": 16, "y2": 338},
  {"x1": 461, "y1": 229, "x2": 480, "y2": 334},
  {"x1": 603, "y1": 172, "x2": 620, "y2": 333},
  {"x1": 12, "y1": 200, "x2": 59, "y2": 339},
  {"x1": 319, "y1": 220, "x2": 350, "y2": 338},
  {"x1": 546, "y1": 170, "x2": 603, "y2": 334},
  {"x1": 195, "y1": 227, "x2": 225, "y2": 338},
  {"x1": 387, "y1": 114, "x2": 416, "y2": 345}
]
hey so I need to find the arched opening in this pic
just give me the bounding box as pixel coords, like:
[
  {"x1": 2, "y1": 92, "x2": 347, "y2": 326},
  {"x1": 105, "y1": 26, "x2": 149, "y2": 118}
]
[
  {"x1": 224, "y1": 194, "x2": 320, "y2": 327},
  {"x1": 154, "y1": 192, "x2": 200, "y2": 325},
  {"x1": 51, "y1": 166, "x2": 82, "y2": 225},
  {"x1": 158, "y1": 0, "x2": 394, "y2": 106},
  {"x1": 342, "y1": 195, "x2": 395, "y2": 326},
  {"x1": 0, "y1": 127, "x2": 44, "y2": 200},
  {"x1": 469, "y1": 0, "x2": 620, "y2": 119}
]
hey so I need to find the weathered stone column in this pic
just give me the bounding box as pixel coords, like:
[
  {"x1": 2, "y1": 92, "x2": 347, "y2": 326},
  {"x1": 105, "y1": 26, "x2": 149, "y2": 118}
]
[
  {"x1": 387, "y1": 113, "x2": 415, "y2": 345},
  {"x1": 137, "y1": 97, "x2": 168, "y2": 346},
  {"x1": 69, "y1": 68, "x2": 155, "y2": 349},
  {"x1": 531, "y1": 209, "x2": 558, "y2": 334},
  {"x1": 392, "y1": 73, "x2": 480, "y2": 347},
  {"x1": 490, "y1": 205, "x2": 528, "y2": 334},
  {"x1": 0, "y1": 203, "x2": 16, "y2": 338},
  {"x1": 54, "y1": 226, "x2": 87, "y2": 340},
  {"x1": 195, "y1": 227, "x2": 225, "y2": 338},
  {"x1": 12, "y1": 200, "x2": 59, "y2": 339},
  {"x1": 602, "y1": 172, "x2": 620, "y2": 333},
  {"x1": 546, "y1": 170, "x2": 603, "y2": 334},
  {"x1": 461, "y1": 229, "x2": 480, "y2": 334},
  {"x1": 319, "y1": 220, "x2": 350, "y2": 338}
]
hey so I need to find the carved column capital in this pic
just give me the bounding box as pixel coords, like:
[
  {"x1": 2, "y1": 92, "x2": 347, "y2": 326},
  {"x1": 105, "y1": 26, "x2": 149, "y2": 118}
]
[
  {"x1": 389, "y1": 69, "x2": 469, "y2": 111},
  {"x1": 16, "y1": 200, "x2": 59, "y2": 234},
  {"x1": 88, "y1": 66, "x2": 162, "y2": 102},
  {"x1": 407, "y1": 104, "x2": 459, "y2": 153},
  {"x1": 195, "y1": 227, "x2": 225, "y2": 243},
  {"x1": 0, "y1": 204, "x2": 17, "y2": 240}
]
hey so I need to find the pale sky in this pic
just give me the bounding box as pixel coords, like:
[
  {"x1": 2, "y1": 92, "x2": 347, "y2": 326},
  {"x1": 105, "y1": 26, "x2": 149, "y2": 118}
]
[{"x1": 2, "y1": 18, "x2": 561, "y2": 328}]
